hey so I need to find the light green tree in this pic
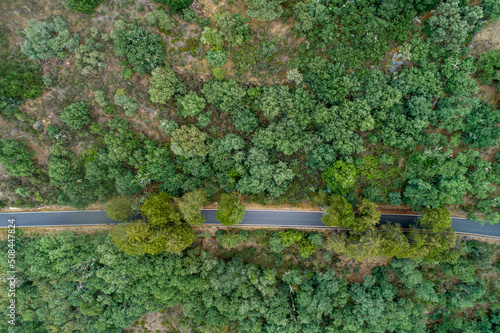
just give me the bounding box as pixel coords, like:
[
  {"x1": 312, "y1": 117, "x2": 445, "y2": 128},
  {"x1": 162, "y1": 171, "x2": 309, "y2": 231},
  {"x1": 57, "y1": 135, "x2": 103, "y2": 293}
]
[{"x1": 216, "y1": 193, "x2": 245, "y2": 226}]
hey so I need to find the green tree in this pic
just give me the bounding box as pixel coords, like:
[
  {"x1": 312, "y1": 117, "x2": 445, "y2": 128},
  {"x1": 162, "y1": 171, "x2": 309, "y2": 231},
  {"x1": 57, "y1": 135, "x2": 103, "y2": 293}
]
[
  {"x1": 74, "y1": 38, "x2": 106, "y2": 75},
  {"x1": 114, "y1": 92, "x2": 139, "y2": 117},
  {"x1": 20, "y1": 17, "x2": 79, "y2": 60},
  {"x1": 177, "y1": 91, "x2": 206, "y2": 117},
  {"x1": 245, "y1": 0, "x2": 285, "y2": 21},
  {"x1": 146, "y1": 9, "x2": 177, "y2": 32},
  {"x1": 0, "y1": 53, "x2": 44, "y2": 102},
  {"x1": 322, "y1": 161, "x2": 357, "y2": 194},
  {"x1": 170, "y1": 125, "x2": 208, "y2": 158},
  {"x1": 216, "y1": 192, "x2": 245, "y2": 226},
  {"x1": 141, "y1": 192, "x2": 181, "y2": 227},
  {"x1": 355, "y1": 199, "x2": 381, "y2": 233},
  {"x1": 215, "y1": 12, "x2": 251, "y2": 46},
  {"x1": 60, "y1": 102, "x2": 91, "y2": 129},
  {"x1": 206, "y1": 49, "x2": 227, "y2": 67},
  {"x1": 178, "y1": 189, "x2": 208, "y2": 225},
  {"x1": 0, "y1": 139, "x2": 36, "y2": 177},
  {"x1": 200, "y1": 28, "x2": 224, "y2": 46},
  {"x1": 106, "y1": 197, "x2": 133, "y2": 222},
  {"x1": 321, "y1": 194, "x2": 355, "y2": 228},
  {"x1": 112, "y1": 20, "x2": 164, "y2": 74},
  {"x1": 427, "y1": 0, "x2": 483, "y2": 53},
  {"x1": 148, "y1": 66, "x2": 178, "y2": 104},
  {"x1": 419, "y1": 207, "x2": 451, "y2": 233},
  {"x1": 155, "y1": 0, "x2": 193, "y2": 13},
  {"x1": 201, "y1": 79, "x2": 246, "y2": 114},
  {"x1": 66, "y1": 0, "x2": 103, "y2": 13}
]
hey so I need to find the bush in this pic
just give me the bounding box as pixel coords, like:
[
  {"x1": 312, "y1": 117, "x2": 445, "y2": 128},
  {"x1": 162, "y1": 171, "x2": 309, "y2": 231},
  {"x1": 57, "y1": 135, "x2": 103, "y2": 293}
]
[
  {"x1": 389, "y1": 192, "x2": 402, "y2": 206},
  {"x1": 60, "y1": 102, "x2": 91, "y2": 129},
  {"x1": 206, "y1": 49, "x2": 227, "y2": 67},
  {"x1": 212, "y1": 67, "x2": 226, "y2": 80},
  {"x1": 148, "y1": 66, "x2": 178, "y2": 104},
  {"x1": 74, "y1": 38, "x2": 105, "y2": 75},
  {"x1": 0, "y1": 54, "x2": 44, "y2": 101},
  {"x1": 94, "y1": 90, "x2": 109, "y2": 107},
  {"x1": 0, "y1": 139, "x2": 36, "y2": 177},
  {"x1": 322, "y1": 160, "x2": 357, "y2": 194},
  {"x1": 245, "y1": 0, "x2": 285, "y2": 21},
  {"x1": 114, "y1": 93, "x2": 139, "y2": 117},
  {"x1": 106, "y1": 197, "x2": 133, "y2": 222},
  {"x1": 155, "y1": 0, "x2": 193, "y2": 13},
  {"x1": 363, "y1": 185, "x2": 385, "y2": 203},
  {"x1": 21, "y1": 17, "x2": 79, "y2": 60},
  {"x1": 66, "y1": 0, "x2": 103, "y2": 13},
  {"x1": 146, "y1": 9, "x2": 176, "y2": 32},
  {"x1": 216, "y1": 192, "x2": 246, "y2": 226},
  {"x1": 112, "y1": 20, "x2": 164, "y2": 74},
  {"x1": 159, "y1": 119, "x2": 179, "y2": 135}
]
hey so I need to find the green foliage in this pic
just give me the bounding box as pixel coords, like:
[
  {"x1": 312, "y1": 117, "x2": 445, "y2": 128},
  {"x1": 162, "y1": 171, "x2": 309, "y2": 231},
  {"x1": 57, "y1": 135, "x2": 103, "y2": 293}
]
[
  {"x1": 0, "y1": 52, "x2": 44, "y2": 102},
  {"x1": 155, "y1": 0, "x2": 193, "y2": 13},
  {"x1": 475, "y1": 49, "x2": 500, "y2": 85},
  {"x1": 201, "y1": 79, "x2": 246, "y2": 114},
  {"x1": 206, "y1": 49, "x2": 227, "y2": 67},
  {"x1": 480, "y1": 0, "x2": 500, "y2": 21},
  {"x1": 112, "y1": 20, "x2": 164, "y2": 74},
  {"x1": 148, "y1": 66, "x2": 178, "y2": 104},
  {"x1": 299, "y1": 238, "x2": 317, "y2": 258},
  {"x1": 355, "y1": 199, "x2": 381, "y2": 233},
  {"x1": 66, "y1": 0, "x2": 103, "y2": 13},
  {"x1": 106, "y1": 197, "x2": 133, "y2": 222},
  {"x1": 216, "y1": 192, "x2": 245, "y2": 225},
  {"x1": 0, "y1": 139, "x2": 36, "y2": 177},
  {"x1": 389, "y1": 192, "x2": 403, "y2": 206},
  {"x1": 278, "y1": 229, "x2": 304, "y2": 246},
  {"x1": 141, "y1": 192, "x2": 181, "y2": 227},
  {"x1": 74, "y1": 38, "x2": 105, "y2": 75},
  {"x1": 21, "y1": 17, "x2": 79, "y2": 60},
  {"x1": 177, "y1": 91, "x2": 206, "y2": 117},
  {"x1": 212, "y1": 66, "x2": 226, "y2": 80},
  {"x1": 170, "y1": 125, "x2": 208, "y2": 158},
  {"x1": 215, "y1": 229, "x2": 248, "y2": 249},
  {"x1": 244, "y1": 0, "x2": 285, "y2": 21},
  {"x1": 321, "y1": 194, "x2": 355, "y2": 228},
  {"x1": 363, "y1": 185, "x2": 385, "y2": 203},
  {"x1": 201, "y1": 27, "x2": 223, "y2": 46},
  {"x1": 323, "y1": 160, "x2": 357, "y2": 194},
  {"x1": 427, "y1": 0, "x2": 483, "y2": 54},
  {"x1": 419, "y1": 207, "x2": 452, "y2": 233},
  {"x1": 146, "y1": 9, "x2": 176, "y2": 32},
  {"x1": 93, "y1": 90, "x2": 109, "y2": 107},
  {"x1": 214, "y1": 12, "x2": 251, "y2": 46},
  {"x1": 259, "y1": 85, "x2": 293, "y2": 120},
  {"x1": 178, "y1": 189, "x2": 208, "y2": 225},
  {"x1": 60, "y1": 102, "x2": 91, "y2": 129},
  {"x1": 159, "y1": 119, "x2": 179, "y2": 135},
  {"x1": 232, "y1": 109, "x2": 258, "y2": 133},
  {"x1": 114, "y1": 93, "x2": 139, "y2": 117}
]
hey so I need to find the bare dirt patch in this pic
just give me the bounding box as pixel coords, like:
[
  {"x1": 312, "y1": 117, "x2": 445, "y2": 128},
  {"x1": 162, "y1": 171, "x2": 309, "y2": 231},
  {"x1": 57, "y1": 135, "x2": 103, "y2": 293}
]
[{"x1": 470, "y1": 19, "x2": 500, "y2": 55}]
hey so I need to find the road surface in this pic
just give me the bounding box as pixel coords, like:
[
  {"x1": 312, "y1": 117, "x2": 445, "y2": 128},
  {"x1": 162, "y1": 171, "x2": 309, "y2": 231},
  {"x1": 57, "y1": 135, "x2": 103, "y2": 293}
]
[{"x1": 0, "y1": 209, "x2": 499, "y2": 238}]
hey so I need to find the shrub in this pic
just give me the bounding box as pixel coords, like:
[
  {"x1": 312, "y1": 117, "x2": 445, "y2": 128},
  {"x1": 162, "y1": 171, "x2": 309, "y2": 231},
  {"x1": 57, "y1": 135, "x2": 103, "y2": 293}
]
[
  {"x1": 0, "y1": 139, "x2": 36, "y2": 177},
  {"x1": 74, "y1": 38, "x2": 105, "y2": 75},
  {"x1": 216, "y1": 192, "x2": 245, "y2": 226},
  {"x1": 245, "y1": 0, "x2": 285, "y2": 21},
  {"x1": 21, "y1": 17, "x2": 79, "y2": 60},
  {"x1": 60, "y1": 102, "x2": 91, "y2": 129},
  {"x1": 112, "y1": 20, "x2": 164, "y2": 74},
  {"x1": 146, "y1": 9, "x2": 176, "y2": 32},
  {"x1": 212, "y1": 67, "x2": 226, "y2": 80},
  {"x1": 114, "y1": 93, "x2": 139, "y2": 117},
  {"x1": 159, "y1": 119, "x2": 179, "y2": 135},
  {"x1": 66, "y1": 0, "x2": 103, "y2": 13},
  {"x1": 106, "y1": 197, "x2": 133, "y2": 222},
  {"x1": 177, "y1": 91, "x2": 206, "y2": 117},
  {"x1": 206, "y1": 49, "x2": 227, "y2": 67},
  {"x1": 155, "y1": 0, "x2": 193, "y2": 13},
  {"x1": 94, "y1": 90, "x2": 109, "y2": 107},
  {"x1": 322, "y1": 160, "x2": 357, "y2": 194},
  {"x1": 148, "y1": 66, "x2": 178, "y2": 104},
  {"x1": 363, "y1": 185, "x2": 385, "y2": 203}
]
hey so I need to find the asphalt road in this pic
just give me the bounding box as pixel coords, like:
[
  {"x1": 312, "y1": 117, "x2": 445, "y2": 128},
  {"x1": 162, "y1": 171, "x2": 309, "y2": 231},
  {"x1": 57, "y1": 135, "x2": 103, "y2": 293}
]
[{"x1": 0, "y1": 209, "x2": 499, "y2": 238}]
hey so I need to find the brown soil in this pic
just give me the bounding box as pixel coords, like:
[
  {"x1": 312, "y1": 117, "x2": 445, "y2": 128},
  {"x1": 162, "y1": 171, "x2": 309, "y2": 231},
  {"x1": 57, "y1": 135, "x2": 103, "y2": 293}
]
[{"x1": 470, "y1": 19, "x2": 500, "y2": 55}]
